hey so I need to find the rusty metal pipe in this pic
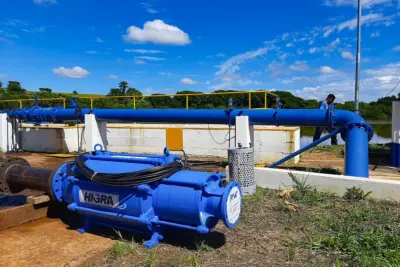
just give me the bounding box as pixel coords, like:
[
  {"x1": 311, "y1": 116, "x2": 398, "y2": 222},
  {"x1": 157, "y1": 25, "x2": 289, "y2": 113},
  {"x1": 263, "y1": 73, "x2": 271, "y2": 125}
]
[{"x1": 5, "y1": 165, "x2": 54, "y2": 193}]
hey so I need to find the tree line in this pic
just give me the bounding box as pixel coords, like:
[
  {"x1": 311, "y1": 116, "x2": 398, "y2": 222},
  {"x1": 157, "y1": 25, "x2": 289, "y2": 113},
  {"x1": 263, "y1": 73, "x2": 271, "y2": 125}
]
[{"x1": 0, "y1": 80, "x2": 398, "y2": 120}]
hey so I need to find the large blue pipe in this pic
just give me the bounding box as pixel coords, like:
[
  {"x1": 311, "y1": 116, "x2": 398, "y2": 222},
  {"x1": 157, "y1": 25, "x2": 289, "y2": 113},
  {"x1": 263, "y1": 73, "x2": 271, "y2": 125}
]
[{"x1": 5, "y1": 107, "x2": 373, "y2": 177}]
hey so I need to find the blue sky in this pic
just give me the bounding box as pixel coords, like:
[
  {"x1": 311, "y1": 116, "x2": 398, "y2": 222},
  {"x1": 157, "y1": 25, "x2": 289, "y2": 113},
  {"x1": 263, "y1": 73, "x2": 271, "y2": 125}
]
[{"x1": 0, "y1": 0, "x2": 399, "y2": 102}]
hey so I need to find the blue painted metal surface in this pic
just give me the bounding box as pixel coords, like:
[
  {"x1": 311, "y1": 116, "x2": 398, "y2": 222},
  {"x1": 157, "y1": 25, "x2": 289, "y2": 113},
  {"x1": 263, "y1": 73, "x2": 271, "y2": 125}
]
[
  {"x1": 343, "y1": 125, "x2": 370, "y2": 177},
  {"x1": 268, "y1": 127, "x2": 343, "y2": 169},
  {"x1": 392, "y1": 143, "x2": 400, "y2": 168},
  {"x1": 4, "y1": 106, "x2": 374, "y2": 177},
  {"x1": 51, "y1": 150, "x2": 242, "y2": 248}
]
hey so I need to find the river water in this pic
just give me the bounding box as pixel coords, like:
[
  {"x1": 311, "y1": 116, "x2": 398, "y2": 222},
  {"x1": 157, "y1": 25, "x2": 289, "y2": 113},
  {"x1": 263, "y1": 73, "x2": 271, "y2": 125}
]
[{"x1": 300, "y1": 122, "x2": 392, "y2": 148}]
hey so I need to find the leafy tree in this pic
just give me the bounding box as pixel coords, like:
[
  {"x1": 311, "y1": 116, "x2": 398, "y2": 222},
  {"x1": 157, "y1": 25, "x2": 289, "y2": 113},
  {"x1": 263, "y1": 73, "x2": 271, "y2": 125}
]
[
  {"x1": 72, "y1": 90, "x2": 78, "y2": 95},
  {"x1": 126, "y1": 87, "x2": 142, "y2": 96},
  {"x1": 118, "y1": 81, "x2": 129, "y2": 95},
  {"x1": 0, "y1": 81, "x2": 3, "y2": 88},
  {"x1": 108, "y1": 88, "x2": 123, "y2": 96},
  {"x1": 7, "y1": 81, "x2": 26, "y2": 94},
  {"x1": 39, "y1": 88, "x2": 52, "y2": 93}
]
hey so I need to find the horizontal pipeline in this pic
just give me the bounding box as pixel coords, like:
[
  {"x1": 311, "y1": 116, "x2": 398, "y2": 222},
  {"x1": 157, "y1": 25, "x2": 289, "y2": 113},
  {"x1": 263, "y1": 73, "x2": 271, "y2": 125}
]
[{"x1": 6, "y1": 107, "x2": 373, "y2": 130}]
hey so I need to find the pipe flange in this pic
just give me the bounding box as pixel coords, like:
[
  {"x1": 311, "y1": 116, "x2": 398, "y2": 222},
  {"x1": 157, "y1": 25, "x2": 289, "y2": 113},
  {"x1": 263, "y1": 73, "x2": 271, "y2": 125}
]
[
  {"x1": 340, "y1": 122, "x2": 374, "y2": 142},
  {"x1": 0, "y1": 157, "x2": 30, "y2": 193}
]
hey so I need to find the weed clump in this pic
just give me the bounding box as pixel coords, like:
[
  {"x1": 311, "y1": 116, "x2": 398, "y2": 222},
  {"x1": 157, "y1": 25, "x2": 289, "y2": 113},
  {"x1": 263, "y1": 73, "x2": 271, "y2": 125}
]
[
  {"x1": 343, "y1": 186, "x2": 372, "y2": 201},
  {"x1": 290, "y1": 175, "x2": 335, "y2": 205}
]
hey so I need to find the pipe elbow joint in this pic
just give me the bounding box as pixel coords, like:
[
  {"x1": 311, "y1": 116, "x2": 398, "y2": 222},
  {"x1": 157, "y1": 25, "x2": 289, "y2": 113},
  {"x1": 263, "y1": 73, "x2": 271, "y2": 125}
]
[{"x1": 335, "y1": 110, "x2": 374, "y2": 142}]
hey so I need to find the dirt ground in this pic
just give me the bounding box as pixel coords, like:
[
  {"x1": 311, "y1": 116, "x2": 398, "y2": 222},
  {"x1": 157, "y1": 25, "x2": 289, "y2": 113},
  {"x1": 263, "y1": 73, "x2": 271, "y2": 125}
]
[{"x1": 0, "y1": 150, "x2": 398, "y2": 267}]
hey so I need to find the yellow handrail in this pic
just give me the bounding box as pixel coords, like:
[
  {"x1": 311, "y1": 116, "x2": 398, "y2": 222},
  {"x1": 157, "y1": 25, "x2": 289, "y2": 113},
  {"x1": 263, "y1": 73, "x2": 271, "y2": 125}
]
[{"x1": 0, "y1": 90, "x2": 280, "y2": 110}]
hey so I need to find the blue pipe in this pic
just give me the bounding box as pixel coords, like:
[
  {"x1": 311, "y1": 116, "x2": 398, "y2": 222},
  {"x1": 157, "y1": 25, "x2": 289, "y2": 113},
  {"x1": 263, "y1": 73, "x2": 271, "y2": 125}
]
[
  {"x1": 392, "y1": 143, "x2": 400, "y2": 168},
  {"x1": 4, "y1": 107, "x2": 374, "y2": 177},
  {"x1": 344, "y1": 125, "x2": 369, "y2": 177},
  {"x1": 6, "y1": 107, "x2": 371, "y2": 129},
  {"x1": 268, "y1": 127, "x2": 343, "y2": 168}
]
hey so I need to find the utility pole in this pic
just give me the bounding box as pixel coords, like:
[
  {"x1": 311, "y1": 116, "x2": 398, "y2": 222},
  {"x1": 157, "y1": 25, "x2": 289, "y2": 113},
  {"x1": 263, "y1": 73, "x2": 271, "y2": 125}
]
[{"x1": 354, "y1": 0, "x2": 362, "y2": 114}]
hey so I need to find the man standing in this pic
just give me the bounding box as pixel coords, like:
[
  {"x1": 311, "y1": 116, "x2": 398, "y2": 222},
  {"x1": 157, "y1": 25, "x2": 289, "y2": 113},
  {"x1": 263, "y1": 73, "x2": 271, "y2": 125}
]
[{"x1": 313, "y1": 94, "x2": 338, "y2": 145}]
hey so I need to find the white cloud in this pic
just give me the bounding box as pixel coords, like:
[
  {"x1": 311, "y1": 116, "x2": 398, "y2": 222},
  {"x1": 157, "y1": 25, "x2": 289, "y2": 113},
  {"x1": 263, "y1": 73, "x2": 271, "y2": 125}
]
[
  {"x1": 370, "y1": 31, "x2": 380, "y2": 38},
  {"x1": 33, "y1": 0, "x2": 56, "y2": 4},
  {"x1": 320, "y1": 66, "x2": 338, "y2": 74},
  {"x1": 85, "y1": 50, "x2": 97, "y2": 54},
  {"x1": 393, "y1": 45, "x2": 400, "y2": 51},
  {"x1": 364, "y1": 62, "x2": 400, "y2": 76},
  {"x1": 286, "y1": 43, "x2": 294, "y2": 47},
  {"x1": 134, "y1": 59, "x2": 147, "y2": 65},
  {"x1": 281, "y1": 76, "x2": 316, "y2": 84},
  {"x1": 107, "y1": 74, "x2": 118, "y2": 79},
  {"x1": 0, "y1": 73, "x2": 8, "y2": 79},
  {"x1": 297, "y1": 49, "x2": 304, "y2": 55},
  {"x1": 289, "y1": 61, "x2": 310, "y2": 72},
  {"x1": 52, "y1": 66, "x2": 90, "y2": 78},
  {"x1": 309, "y1": 47, "x2": 318, "y2": 54},
  {"x1": 267, "y1": 61, "x2": 286, "y2": 76},
  {"x1": 341, "y1": 51, "x2": 355, "y2": 60},
  {"x1": 140, "y1": 2, "x2": 158, "y2": 14},
  {"x1": 278, "y1": 53, "x2": 289, "y2": 60},
  {"x1": 250, "y1": 71, "x2": 262, "y2": 76},
  {"x1": 5, "y1": 19, "x2": 27, "y2": 27},
  {"x1": 324, "y1": 0, "x2": 391, "y2": 9},
  {"x1": 294, "y1": 62, "x2": 400, "y2": 101},
  {"x1": 210, "y1": 77, "x2": 261, "y2": 90},
  {"x1": 308, "y1": 38, "x2": 341, "y2": 54},
  {"x1": 146, "y1": 8, "x2": 158, "y2": 14},
  {"x1": 22, "y1": 27, "x2": 46, "y2": 33},
  {"x1": 159, "y1": 72, "x2": 172, "y2": 76},
  {"x1": 322, "y1": 13, "x2": 394, "y2": 38},
  {"x1": 180, "y1": 78, "x2": 197, "y2": 85},
  {"x1": 124, "y1": 49, "x2": 164, "y2": 54},
  {"x1": 207, "y1": 53, "x2": 226, "y2": 58},
  {"x1": 216, "y1": 48, "x2": 268, "y2": 76},
  {"x1": 95, "y1": 37, "x2": 104, "y2": 43},
  {"x1": 135, "y1": 56, "x2": 166, "y2": 61},
  {"x1": 123, "y1": 19, "x2": 191, "y2": 45}
]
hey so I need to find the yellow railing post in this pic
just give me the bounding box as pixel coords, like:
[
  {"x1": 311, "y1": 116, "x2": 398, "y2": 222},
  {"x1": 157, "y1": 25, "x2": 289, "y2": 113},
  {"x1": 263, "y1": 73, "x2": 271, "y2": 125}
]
[
  {"x1": 62, "y1": 98, "x2": 66, "y2": 109},
  {"x1": 133, "y1": 97, "x2": 136, "y2": 109},
  {"x1": 248, "y1": 92, "x2": 251, "y2": 109},
  {"x1": 19, "y1": 101, "x2": 22, "y2": 109},
  {"x1": 90, "y1": 98, "x2": 93, "y2": 109},
  {"x1": 186, "y1": 95, "x2": 189, "y2": 110},
  {"x1": 264, "y1": 91, "x2": 267, "y2": 109}
]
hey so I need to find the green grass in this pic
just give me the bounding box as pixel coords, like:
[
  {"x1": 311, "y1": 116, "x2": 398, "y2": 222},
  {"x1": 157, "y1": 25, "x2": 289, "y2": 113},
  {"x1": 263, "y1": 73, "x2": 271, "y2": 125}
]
[
  {"x1": 88, "y1": 186, "x2": 400, "y2": 267},
  {"x1": 108, "y1": 240, "x2": 138, "y2": 259},
  {"x1": 305, "y1": 201, "x2": 400, "y2": 266},
  {"x1": 282, "y1": 182, "x2": 400, "y2": 267},
  {"x1": 290, "y1": 175, "x2": 336, "y2": 205}
]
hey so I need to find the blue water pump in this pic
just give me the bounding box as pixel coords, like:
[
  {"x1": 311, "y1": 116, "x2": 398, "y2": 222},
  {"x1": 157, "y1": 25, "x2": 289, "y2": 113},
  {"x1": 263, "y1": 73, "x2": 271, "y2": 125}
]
[{"x1": 41, "y1": 148, "x2": 242, "y2": 248}]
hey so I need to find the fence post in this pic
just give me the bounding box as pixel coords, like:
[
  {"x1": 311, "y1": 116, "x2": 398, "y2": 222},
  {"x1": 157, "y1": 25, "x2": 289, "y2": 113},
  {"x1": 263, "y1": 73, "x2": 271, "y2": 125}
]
[
  {"x1": 133, "y1": 97, "x2": 136, "y2": 109},
  {"x1": 90, "y1": 98, "x2": 93, "y2": 109},
  {"x1": 264, "y1": 92, "x2": 267, "y2": 109},
  {"x1": 19, "y1": 101, "x2": 22, "y2": 109},
  {"x1": 248, "y1": 92, "x2": 251, "y2": 109},
  {"x1": 62, "y1": 98, "x2": 66, "y2": 109},
  {"x1": 186, "y1": 95, "x2": 189, "y2": 110}
]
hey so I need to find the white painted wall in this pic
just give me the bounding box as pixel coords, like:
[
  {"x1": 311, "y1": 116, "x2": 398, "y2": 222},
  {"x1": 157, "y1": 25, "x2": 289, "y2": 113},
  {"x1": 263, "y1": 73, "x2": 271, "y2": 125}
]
[
  {"x1": 393, "y1": 101, "x2": 400, "y2": 145},
  {"x1": 17, "y1": 123, "x2": 300, "y2": 164}
]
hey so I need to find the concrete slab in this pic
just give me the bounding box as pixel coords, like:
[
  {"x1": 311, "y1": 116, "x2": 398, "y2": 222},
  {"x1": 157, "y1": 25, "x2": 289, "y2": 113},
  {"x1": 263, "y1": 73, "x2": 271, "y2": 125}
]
[{"x1": 253, "y1": 167, "x2": 400, "y2": 201}]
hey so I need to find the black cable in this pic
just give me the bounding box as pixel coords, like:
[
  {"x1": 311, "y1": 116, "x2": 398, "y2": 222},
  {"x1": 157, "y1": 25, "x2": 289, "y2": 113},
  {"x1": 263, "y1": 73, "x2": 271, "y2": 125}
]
[
  {"x1": 384, "y1": 80, "x2": 400, "y2": 97},
  {"x1": 74, "y1": 153, "x2": 184, "y2": 187},
  {"x1": 207, "y1": 124, "x2": 235, "y2": 145}
]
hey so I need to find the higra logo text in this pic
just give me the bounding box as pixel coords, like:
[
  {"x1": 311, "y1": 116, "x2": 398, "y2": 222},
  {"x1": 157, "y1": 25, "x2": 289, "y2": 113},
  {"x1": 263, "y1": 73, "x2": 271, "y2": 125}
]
[{"x1": 79, "y1": 190, "x2": 119, "y2": 207}]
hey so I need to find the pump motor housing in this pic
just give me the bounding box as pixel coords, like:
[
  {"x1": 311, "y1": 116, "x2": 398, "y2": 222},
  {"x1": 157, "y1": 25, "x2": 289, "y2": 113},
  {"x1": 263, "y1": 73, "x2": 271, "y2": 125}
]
[{"x1": 48, "y1": 150, "x2": 242, "y2": 248}]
